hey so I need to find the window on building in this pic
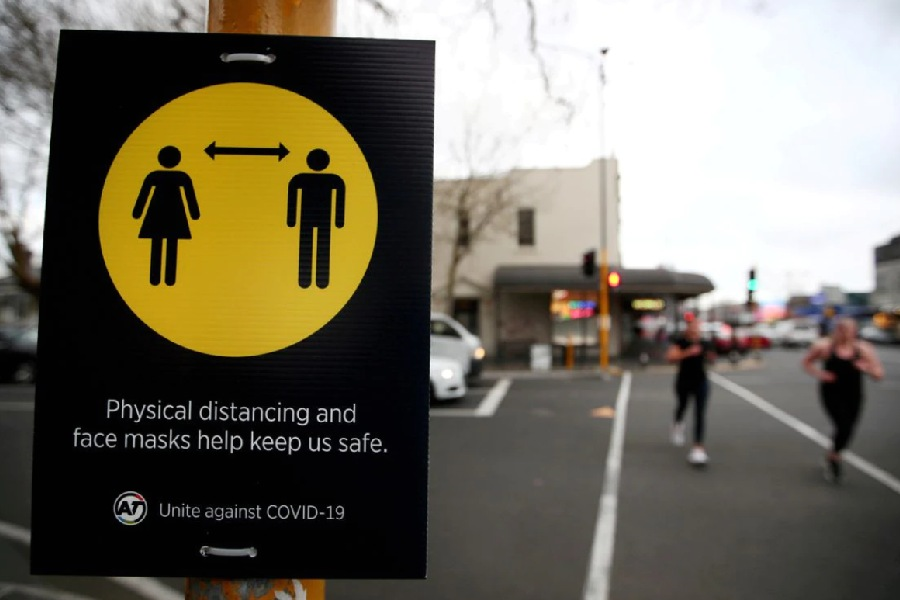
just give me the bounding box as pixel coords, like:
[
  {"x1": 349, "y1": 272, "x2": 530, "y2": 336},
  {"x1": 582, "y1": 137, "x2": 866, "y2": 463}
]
[
  {"x1": 518, "y1": 207, "x2": 535, "y2": 246},
  {"x1": 457, "y1": 209, "x2": 470, "y2": 248},
  {"x1": 453, "y1": 298, "x2": 480, "y2": 335}
]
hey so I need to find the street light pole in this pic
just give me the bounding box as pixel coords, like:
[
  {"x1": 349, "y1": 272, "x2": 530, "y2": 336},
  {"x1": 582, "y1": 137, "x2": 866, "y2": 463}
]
[
  {"x1": 597, "y1": 47, "x2": 610, "y2": 372},
  {"x1": 186, "y1": 5, "x2": 333, "y2": 600}
]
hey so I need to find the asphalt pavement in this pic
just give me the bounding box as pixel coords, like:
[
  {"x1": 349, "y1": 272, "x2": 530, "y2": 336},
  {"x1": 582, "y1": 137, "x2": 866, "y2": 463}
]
[{"x1": 1, "y1": 347, "x2": 899, "y2": 599}]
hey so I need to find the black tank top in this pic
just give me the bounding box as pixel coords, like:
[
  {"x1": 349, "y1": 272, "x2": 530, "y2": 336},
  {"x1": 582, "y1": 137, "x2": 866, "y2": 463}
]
[{"x1": 821, "y1": 344, "x2": 862, "y2": 397}]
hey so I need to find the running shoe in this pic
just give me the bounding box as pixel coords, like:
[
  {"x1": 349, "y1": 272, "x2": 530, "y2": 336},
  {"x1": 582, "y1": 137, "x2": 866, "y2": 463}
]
[
  {"x1": 688, "y1": 447, "x2": 708, "y2": 465},
  {"x1": 671, "y1": 422, "x2": 686, "y2": 447}
]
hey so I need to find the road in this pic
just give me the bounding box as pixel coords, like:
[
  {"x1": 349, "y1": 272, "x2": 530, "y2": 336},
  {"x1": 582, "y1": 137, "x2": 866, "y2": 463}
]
[{"x1": 1, "y1": 347, "x2": 899, "y2": 599}]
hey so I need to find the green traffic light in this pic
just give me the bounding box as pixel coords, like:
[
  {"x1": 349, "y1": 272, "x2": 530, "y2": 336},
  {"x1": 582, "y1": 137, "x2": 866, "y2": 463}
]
[{"x1": 747, "y1": 279, "x2": 758, "y2": 292}]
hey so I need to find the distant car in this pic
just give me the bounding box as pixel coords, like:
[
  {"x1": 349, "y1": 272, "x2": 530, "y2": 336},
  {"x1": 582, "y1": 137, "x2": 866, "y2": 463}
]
[
  {"x1": 700, "y1": 321, "x2": 731, "y2": 352},
  {"x1": 430, "y1": 312, "x2": 485, "y2": 380},
  {"x1": 0, "y1": 325, "x2": 37, "y2": 383},
  {"x1": 782, "y1": 323, "x2": 819, "y2": 348},
  {"x1": 860, "y1": 324, "x2": 893, "y2": 345},
  {"x1": 741, "y1": 325, "x2": 772, "y2": 351},
  {"x1": 429, "y1": 355, "x2": 466, "y2": 402},
  {"x1": 756, "y1": 321, "x2": 794, "y2": 347},
  {"x1": 700, "y1": 322, "x2": 749, "y2": 360}
]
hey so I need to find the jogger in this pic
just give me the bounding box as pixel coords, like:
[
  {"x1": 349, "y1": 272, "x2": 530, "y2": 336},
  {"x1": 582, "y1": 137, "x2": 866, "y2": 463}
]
[
  {"x1": 675, "y1": 379, "x2": 709, "y2": 446},
  {"x1": 666, "y1": 318, "x2": 717, "y2": 465},
  {"x1": 802, "y1": 317, "x2": 884, "y2": 483}
]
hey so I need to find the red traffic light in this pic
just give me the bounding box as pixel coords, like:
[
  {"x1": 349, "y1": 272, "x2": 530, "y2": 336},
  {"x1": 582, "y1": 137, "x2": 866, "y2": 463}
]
[{"x1": 608, "y1": 271, "x2": 621, "y2": 288}]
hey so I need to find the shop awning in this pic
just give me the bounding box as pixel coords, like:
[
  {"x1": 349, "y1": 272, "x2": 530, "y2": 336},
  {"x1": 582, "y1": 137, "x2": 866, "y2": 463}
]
[{"x1": 494, "y1": 265, "x2": 714, "y2": 298}]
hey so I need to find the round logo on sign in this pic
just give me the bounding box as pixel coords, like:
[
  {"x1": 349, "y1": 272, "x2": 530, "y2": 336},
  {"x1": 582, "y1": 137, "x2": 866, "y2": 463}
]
[
  {"x1": 114, "y1": 491, "x2": 147, "y2": 526},
  {"x1": 98, "y1": 83, "x2": 378, "y2": 357}
]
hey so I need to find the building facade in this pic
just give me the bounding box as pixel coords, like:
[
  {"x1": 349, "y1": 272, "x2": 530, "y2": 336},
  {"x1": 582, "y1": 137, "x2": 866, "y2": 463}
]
[
  {"x1": 871, "y1": 234, "x2": 900, "y2": 337},
  {"x1": 873, "y1": 234, "x2": 900, "y2": 310},
  {"x1": 431, "y1": 158, "x2": 714, "y2": 365}
]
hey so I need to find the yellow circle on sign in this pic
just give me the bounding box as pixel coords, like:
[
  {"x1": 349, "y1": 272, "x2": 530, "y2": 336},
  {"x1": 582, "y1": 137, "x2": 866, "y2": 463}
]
[{"x1": 99, "y1": 83, "x2": 377, "y2": 357}]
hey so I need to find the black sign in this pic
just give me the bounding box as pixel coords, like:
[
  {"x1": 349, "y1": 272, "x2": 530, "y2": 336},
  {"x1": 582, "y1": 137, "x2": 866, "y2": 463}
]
[{"x1": 31, "y1": 30, "x2": 434, "y2": 579}]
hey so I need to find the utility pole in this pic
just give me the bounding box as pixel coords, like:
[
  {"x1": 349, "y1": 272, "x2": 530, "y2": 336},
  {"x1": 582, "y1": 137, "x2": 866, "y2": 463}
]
[
  {"x1": 186, "y1": 3, "x2": 334, "y2": 598},
  {"x1": 597, "y1": 47, "x2": 610, "y2": 372}
]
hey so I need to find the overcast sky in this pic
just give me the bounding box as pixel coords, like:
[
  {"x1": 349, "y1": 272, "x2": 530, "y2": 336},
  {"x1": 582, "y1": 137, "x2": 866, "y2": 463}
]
[{"x1": 342, "y1": 0, "x2": 900, "y2": 307}]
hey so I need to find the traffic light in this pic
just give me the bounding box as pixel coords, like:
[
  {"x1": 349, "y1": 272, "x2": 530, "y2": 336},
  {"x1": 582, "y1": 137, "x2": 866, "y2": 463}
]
[
  {"x1": 747, "y1": 268, "x2": 757, "y2": 304},
  {"x1": 608, "y1": 270, "x2": 621, "y2": 288},
  {"x1": 582, "y1": 250, "x2": 596, "y2": 277}
]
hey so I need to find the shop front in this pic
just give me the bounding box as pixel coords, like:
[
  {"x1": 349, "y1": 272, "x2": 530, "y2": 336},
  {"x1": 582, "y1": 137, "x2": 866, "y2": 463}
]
[{"x1": 492, "y1": 265, "x2": 714, "y2": 366}]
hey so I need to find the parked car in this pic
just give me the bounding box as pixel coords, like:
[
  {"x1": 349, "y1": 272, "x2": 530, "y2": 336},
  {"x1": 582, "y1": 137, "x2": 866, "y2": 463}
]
[
  {"x1": 429, "y1": 355, "x2": 466, "y2": 402},
  {"x1": 782, "y1": 321, "x2": 819, "y2": 348},
  {"x1": 754, "y1": 320, "x2": 794, "y2": 347},
  {"x1": 860, "y1": 323, "x2": 894, "y2": 345},
  {"x1": 0, "y1": 324, "x2": 37, "y2": 383},
  {"x1": 740, "y1": 326, "x2": 771, "y2": 351},
  {"x1": 430, "y1": 312, "x2": 485, "y2": 380},
  {"x1": 700, "y1": 321, "x2": 749, "y2": 360}
]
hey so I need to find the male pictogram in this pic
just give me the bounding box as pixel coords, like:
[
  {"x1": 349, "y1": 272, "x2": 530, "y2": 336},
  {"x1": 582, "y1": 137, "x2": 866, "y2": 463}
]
[
  {"x1": 287, "y1": 148, "x2": 346, "y2": 288},
  {"x1": 132, "y1": 146, "x2": 200, "y2": 286}
]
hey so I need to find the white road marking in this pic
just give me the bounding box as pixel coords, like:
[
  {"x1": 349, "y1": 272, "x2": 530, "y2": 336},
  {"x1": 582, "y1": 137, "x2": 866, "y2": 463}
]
[
  {"x1": 0, "y1": 401, "x2": 34, "y2": 412},
  {"x1": 0, "y1": 581, "x2": 99, "y2": 600},
  {"x1": 583, "y1": 371, "x2": 632, "y2": 600},
  {"x1": 107, "y1": 577, "x2": 181, "y2": 600},
  {"x1": 429, "y1": 407, "x2": 481, "y2": 417},
  {"x1": 430, "y1": 378, "x2": 511, "y2": 418},
  {"x1": 0, "y1": 520, "x2": 29, "y2": 545},
  {"x1": 0, "y1": 519, "x2": 181, "y2": 600},
  {"x1": 474, "y1": 378, "x2": 511, "y2": 417},
  {"x1": 711, "y1": 372, "x2": 900, "y2": 496}
]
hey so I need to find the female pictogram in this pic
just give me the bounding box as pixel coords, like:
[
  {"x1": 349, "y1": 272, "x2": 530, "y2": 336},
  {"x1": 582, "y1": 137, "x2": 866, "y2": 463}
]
[{"x1": 132, "y1": 146, "x2": 201, "y2": 286}]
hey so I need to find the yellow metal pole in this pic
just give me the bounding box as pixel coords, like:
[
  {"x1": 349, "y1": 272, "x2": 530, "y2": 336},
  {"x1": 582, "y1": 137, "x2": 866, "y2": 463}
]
[
  {"x1": 187, "y1": 2, "x2": 336, "y2": 598},
  {"x1": 597, "y1": 49, "x2": 610, "y2": 373},
  {"x1": 599, "y1": 249, "x2": 609, "y2": 371},
  {"x1": 186, "y1": 579, "x2": 326, "y2": 599},
  {"x1": 207, "y1": 0, "x2": 335, "y2": 35}
]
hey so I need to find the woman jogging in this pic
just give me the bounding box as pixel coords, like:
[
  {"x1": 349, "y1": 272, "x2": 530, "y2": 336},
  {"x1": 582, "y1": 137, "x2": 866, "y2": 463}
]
[
  {"x1": 802, "y1": 317, "x2": 884, "y2": 483},
  {"x1": 666, "y1": 318, "x2": 717, "y2": 466}
]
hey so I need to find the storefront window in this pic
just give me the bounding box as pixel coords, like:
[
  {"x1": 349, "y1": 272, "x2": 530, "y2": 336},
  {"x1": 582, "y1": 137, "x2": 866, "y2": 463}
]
[{"x1": 550, "y1": 290, "x2": 598, "y2": 353}]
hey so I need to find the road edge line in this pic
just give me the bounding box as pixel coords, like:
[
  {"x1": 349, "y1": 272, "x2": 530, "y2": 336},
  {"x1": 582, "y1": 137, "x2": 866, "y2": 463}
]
[
  {"x1": 0, "y1": 518, "x2": 181, "y2": 600},
  {"x1": 0, "y1": 519, "x2": 30, "y2": 545},
  {"x1": 710, "y1": 372, "x2": 900, "y2": 496},
  {"x1": 583, "y1": 371, "x2": 632, "y2": 600}
]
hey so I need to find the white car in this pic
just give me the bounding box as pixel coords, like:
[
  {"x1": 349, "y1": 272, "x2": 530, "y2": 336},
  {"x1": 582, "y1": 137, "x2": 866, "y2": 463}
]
[
  {"x1": 755, "y1": 321, "x2": 794, "y2": 347},
  {"x1": 783, "y1": 322, "x2": 820, "y2": 348},
  {"x1": 429, "y1": 356, "x2": 466, "y2": 402},
  {"x1": 430, "y1": 312, "x2": 485, "y2": 379},
  {"x1": 860, "y1": 324, "x2": 893, "y2": 345}
]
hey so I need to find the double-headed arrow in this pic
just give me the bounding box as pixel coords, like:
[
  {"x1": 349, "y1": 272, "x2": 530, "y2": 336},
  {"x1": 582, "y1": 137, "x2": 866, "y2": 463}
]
[{"x1": 205, "y1": 141, "x2": 290, "y2": 161}]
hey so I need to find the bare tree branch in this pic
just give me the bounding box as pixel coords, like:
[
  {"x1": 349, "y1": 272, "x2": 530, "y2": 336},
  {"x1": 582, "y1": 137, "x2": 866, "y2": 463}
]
[
  {"x1": 358, "y1": 0, "x2": 396, "y2": 23},
  {"x1": 0, "y1": 0, "x2": 208, "y2": 299}
]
